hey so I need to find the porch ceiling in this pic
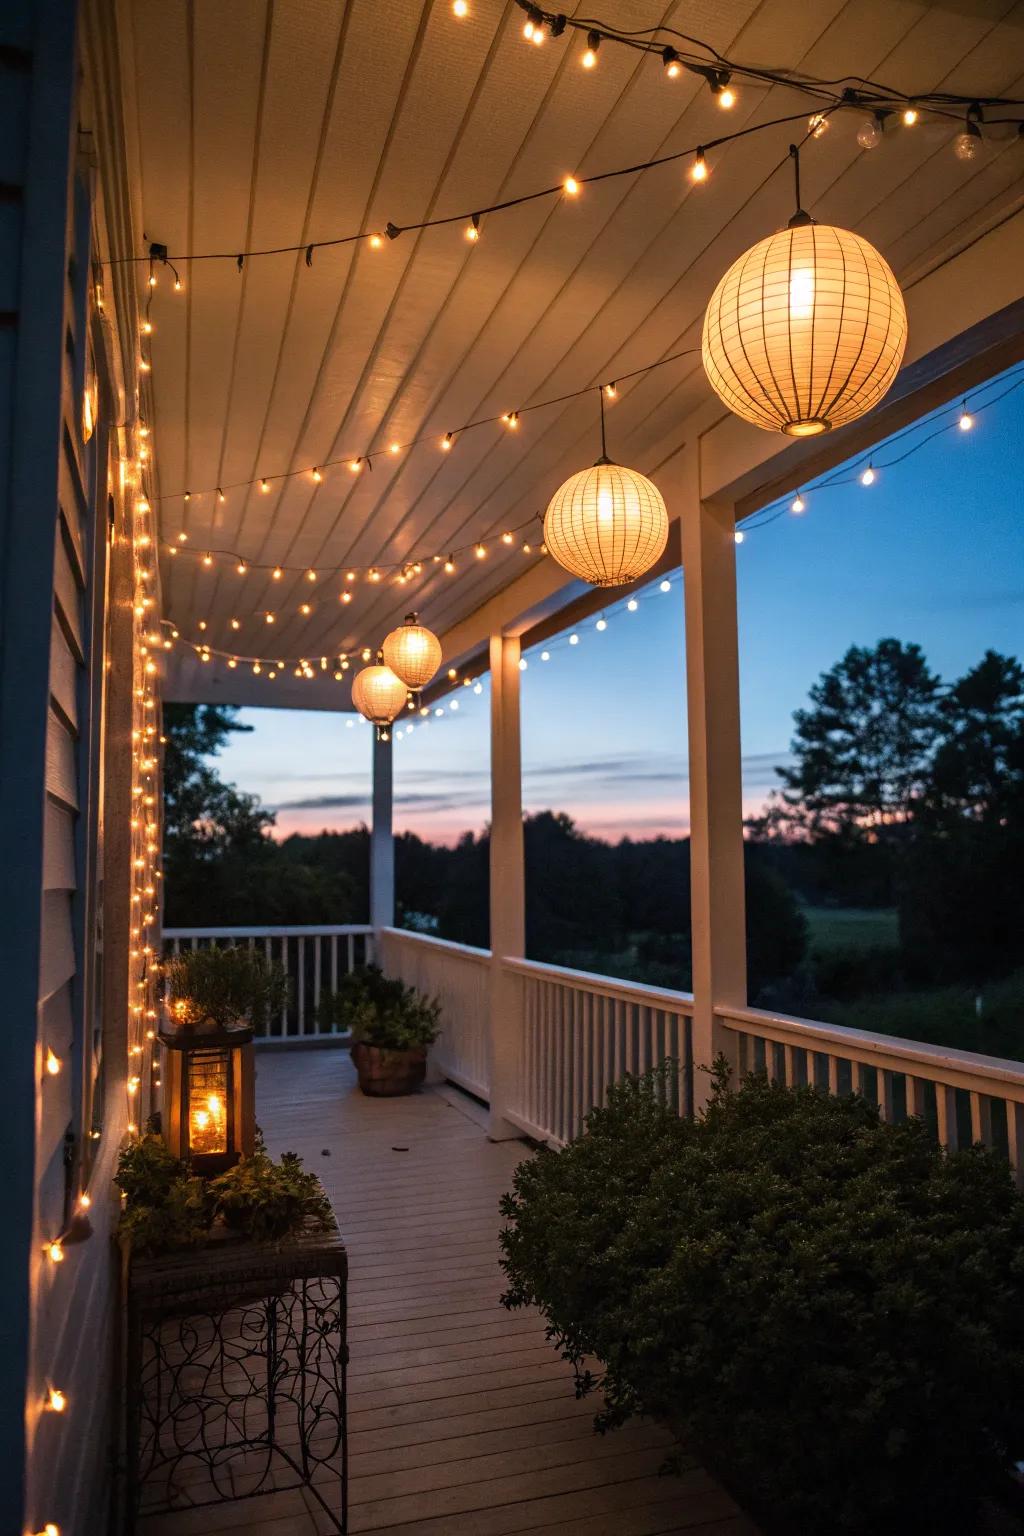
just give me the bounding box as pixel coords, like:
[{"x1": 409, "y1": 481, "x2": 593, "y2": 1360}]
[{"x1": 124, "y1": 0, "x2": 1024, "y2": 711}]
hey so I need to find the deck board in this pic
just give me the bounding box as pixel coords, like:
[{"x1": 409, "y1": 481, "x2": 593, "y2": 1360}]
[{"x1": 140, "y1": 1049, "x2": 757, "y2": 1536}]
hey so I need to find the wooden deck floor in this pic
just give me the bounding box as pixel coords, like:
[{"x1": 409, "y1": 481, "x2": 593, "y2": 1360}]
[{"x1": 141, "y1": 1049, "x2": 757, "y2": 1536}]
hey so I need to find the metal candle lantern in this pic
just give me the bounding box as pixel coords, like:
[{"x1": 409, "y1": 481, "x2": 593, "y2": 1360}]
[{"x1": 159, "y1": 1018, "x2": 256, "y2": 1175}]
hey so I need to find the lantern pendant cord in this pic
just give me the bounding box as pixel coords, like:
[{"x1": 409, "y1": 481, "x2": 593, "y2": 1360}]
[
  {"x1": 790, "y1": 144, "x2": 801, "y2": 218},
  {"x1": 598, "y1": 387, "x2": 609, "y2": 461}
]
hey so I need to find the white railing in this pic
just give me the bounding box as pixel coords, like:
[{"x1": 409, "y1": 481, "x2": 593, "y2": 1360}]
[
  {"x1": 163, "y1": 926, "x2": 375, "y2": 1043},
  {"x1": 718, "y1": 1004, "x2": 1024, "y2": 1179},
  {"x1": 378, "y1": 928, "x2": 491, "y2": 1099},
  {"x1": 502, "y1": 958, "x2": 694, "y2": 1145}
]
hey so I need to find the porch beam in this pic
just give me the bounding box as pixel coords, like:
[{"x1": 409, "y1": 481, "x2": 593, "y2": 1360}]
[
  {"x1": 370, "y1": 732, "x2": 394, "y2": 930},
  {"x1": 488, "y1": 632, "x2": 525, "y2": 1140},
  {"x1": 680, "y1": 450, "x2": 747, "y2": 1111}
]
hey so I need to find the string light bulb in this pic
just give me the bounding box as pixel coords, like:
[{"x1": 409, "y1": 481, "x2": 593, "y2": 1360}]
[
  {"x1": 690, "y1": 148, "x2": 708, "y2": 183},
  {"x1": 442, "y1": 432, "x2": 454, "y2": 450},
  {"x1": 465, "y1": 213, "x2": 480, "y2": 242},
  {"x1": 860, "y1": 464, "x2": 876, "y2": 486},
  {"x1": 563, "y1": 176, "x2": 580, "y2": 197},
  {"x1": 46, "y1": 1240, "x2": 64, "y2": 1264},
  {"x1": 45, "y1": 1048, "x2": 61, "y2": 1076},
  {"x1": 715, "y1": 78, "x2": 736, "y2": 109},
  {"x1": 902, "y1": 103, "x2": 919, "y2": 125},
  {"x1": 791, "y1": 492, "x2": 806, "y2": 513},
  {"x1": 662, "y1": 47, "x2": 682, "y2": 78},
  {"x1": 260, "y1": 478, "x2": 270, "y2": 493},
  {"x1": 453, "y1": 0, "x2": 468, "y2": 14},
  {"x1": 808, "y1": 112, "x2": 830, "y2": 138},
  {"x1": 959, "y1": 402, "x2": 973, "y2": 431},
  {"x1": 369, "y1": 234, "x2": 384, "y2": 250},
  {"x1": 954, "y1": 120, "x2": 982, "y2": 161},
  {"x1": 857, "y1": 113, "x2": 884, "y2": 150},
  {"x1": 312, "y1": 466, "x2": 322, "y2": 483},
  {"x1": 582, "y1": 31, "x2": 600, "y2": 68}
]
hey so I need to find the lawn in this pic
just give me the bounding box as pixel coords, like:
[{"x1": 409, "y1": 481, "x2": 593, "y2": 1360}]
[{"x1": 802, "y1": 905, "x2": 899, "y2": 954}]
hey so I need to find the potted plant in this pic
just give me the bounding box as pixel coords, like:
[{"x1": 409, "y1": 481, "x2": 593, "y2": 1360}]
[
  {"x1": 164, "y1": 944, "x2": 289, "y2": 1032},
  {"x1": 318, "y1": 966, "x2": 441, "y2": 1096}
]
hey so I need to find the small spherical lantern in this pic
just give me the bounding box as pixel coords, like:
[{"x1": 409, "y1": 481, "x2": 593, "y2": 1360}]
[
  {"x1": 543, "y1": 458, "x2": 669, "y2": 588},
  {"x1": 351, "y1": 655, "x2": 407, "y2": 739},
  {"x1": 382, "y1": 613, "x2": 442, "y2": 691},
  {"x1": 701, "y1": 216, "x2": 907, "y2": 437}
]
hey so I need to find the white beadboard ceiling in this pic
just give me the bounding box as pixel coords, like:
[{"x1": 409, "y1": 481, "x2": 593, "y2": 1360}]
[{"x1": 123, "y1": 0, "x2": 1024, "y2": 709}]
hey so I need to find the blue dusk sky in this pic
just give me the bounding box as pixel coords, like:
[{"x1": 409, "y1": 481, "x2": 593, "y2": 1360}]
[{"x1": 216, "y1": 367, "x2": 1024, "y2": 846}]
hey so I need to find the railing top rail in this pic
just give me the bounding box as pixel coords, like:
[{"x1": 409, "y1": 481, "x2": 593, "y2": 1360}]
[
  {"x1": 379, "y1": 927, "x2": 491, "y2": 964},
  {"x1": 718, "y1": 1003, "x2": 1024, "y2": 1094},
  {"x1": 503, "y1": 954, "x2": 695, "y2": 1013},
  {"x1": 163, "y1": 925, "x2": 375, "y2": 939}
]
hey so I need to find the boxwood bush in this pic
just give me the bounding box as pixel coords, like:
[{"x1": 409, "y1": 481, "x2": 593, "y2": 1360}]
[{"x1": 499, "y1": 1065, "x2": 1024, "y2": 1534}]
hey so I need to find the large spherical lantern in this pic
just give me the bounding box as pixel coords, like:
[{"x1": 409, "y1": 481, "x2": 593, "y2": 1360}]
[
  {"x1": 543, "y1": 458, "x2": 669, "y2": 588},
  {"x1": 702, "y1": 216, "x2": 907, "y2": 437},
  {"x1": 382, "y1": 613, "x2": 442, "y2": 692},
  {"x1": 351, "y1": 655, "x2": 407, "y2": 740}
]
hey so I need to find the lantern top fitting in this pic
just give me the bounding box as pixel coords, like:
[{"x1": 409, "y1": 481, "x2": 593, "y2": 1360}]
[
  {"x1": 159, "y1": 1017, "x2": 255, "y2": 1051},
  {"x1": 701, "y1": 143, "x2": 907, "y2": 438}
]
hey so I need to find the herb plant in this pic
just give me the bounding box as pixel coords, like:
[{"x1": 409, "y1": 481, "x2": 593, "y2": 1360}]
[{"x1": 165, "y1": 944, "x2": 289, "y2": 1031}]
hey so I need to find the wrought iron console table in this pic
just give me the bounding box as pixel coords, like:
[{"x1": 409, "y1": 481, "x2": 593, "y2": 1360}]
[{"x1": 125, "y1": 1223, "x2": 347, "y2": 1533}]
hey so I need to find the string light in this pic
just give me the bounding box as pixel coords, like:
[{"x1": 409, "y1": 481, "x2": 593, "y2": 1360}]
[
  {"x1": 690, "y1": 148, "x2": 708, "y2": 183},
  {"x1": 466, "y1": 214, "x2": 480, "y2": 242},
  {"x1": 860, "y1": 464, "x2": 876, "y2": 486},
  {"x1": 563, "y1": 176, "x2": 580, "y2": 197},
  {"x1": 453, "y1": 0, "x2": 468, "y2": 14},
  {"x1": 902, "y1": 103, "x2": 919, "y2": 125},
  {"x1": 959, "y1": 402, "x2": 973, "y2": 431},
  {"x1": 46, "y1": 1387, "x2": 67, "y2": 1413},
  {"x1": 46, "y1": 1241, "x2": 64, "y2": 1265},
  {"x1": 581, "y1": 31, "x2": 600, "y2": 67},
  {"x1": 791, "y1": 493, "x2": 806, "y2": 513},
  {"x1": 45, "y1": 1048, "x2": 61, "y2": 1076}
]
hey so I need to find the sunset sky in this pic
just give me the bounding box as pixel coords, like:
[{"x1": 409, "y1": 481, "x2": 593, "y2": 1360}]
[{"x1": 217, "y1": 369, "x2": 1024, "y2": 846}]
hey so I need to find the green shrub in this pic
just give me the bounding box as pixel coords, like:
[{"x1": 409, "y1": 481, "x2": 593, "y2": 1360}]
[
  {"x1": 211, "y1": 1147, "x2": 333, "y2": 1243},
  {"x1": 318, "y1": 965, "x2": 440, "y2": 1051},
  {"x1": 165, "y1": 944, "x2": 289, "y2": 1030},
  {"x1": 500, "y1": 1065, "x2": 1024, "y2": 1534}
]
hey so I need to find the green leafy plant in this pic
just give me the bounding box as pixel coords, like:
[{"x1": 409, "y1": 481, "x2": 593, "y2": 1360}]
[
  {"x1": 211, "y1": 1148, "x2": 333, "y2": 1243},
  {"x1": 317, "y1": 965, "x2": 440, "y2": 1051},
  {"x1": 115, "y1": 1135, "x2": 213, "y2": 1255},
  {"x1": 500, "y1": 1064, "x2": 1024, "y2": 1535},
  {"x1": 165, "y1": 944, "x2": 289, "y2": 1030}
]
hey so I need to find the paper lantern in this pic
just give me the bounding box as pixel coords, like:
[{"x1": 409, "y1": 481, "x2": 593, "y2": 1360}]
[
  {"x1": 382, "y1": 613, "x2": 442, "y2": 691},
  {"x1": 543, "y1": 459, "x2": 669, "y2": 588},
  {"x1": 702, "y1": 217, "x2": 907, "y2": 437},
  {"x1": 351, "y1": 656, "x2": 407, "y2": 738}
]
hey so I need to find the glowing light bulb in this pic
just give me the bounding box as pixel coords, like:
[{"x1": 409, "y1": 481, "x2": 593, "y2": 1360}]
[
  {"x1": 217, "y1": 488, "x2": 225, "y2": 503},
  {"x1": 265, "y1": 612, "x2": 276, "y2": 624},
  {"x1": 272, "y1": 566, "x2": 282, "y2": 580},
  {"x1": 442, "y1": 432, "x2": 453, "y2": 450},
  {"x1": 860, "y1": 465, "x2": 876, "y2": 486},
  {"x1": 349, "y1": 458, "x2": 362, "y2": 473},
  {"x1": 581, "y1": 32, "x2": 599, "y2": 68},
  {"x1": 389, "y1": 441, "x2": 401, "y2": 454},
  {"x1": 690, "y1": 149, "x2": 708, "y2": 183},
  {"x1": 260, "y1": 478, "x2": 269, "y2": 493},
  {"x1": 47, "y1": 1241, "x2": 64, "y2": 1264},
  {"x1": 959, "y1": 406, "x2": 973, "y2": 431},
  {"x1": 300, "y1": 603, "x2": 312, "y2": 615},
  {"x1": 563, "y1": 176, "x2": 580, "y2": 197},
  {"x1": 541, "y1": 650, "x2": 550, "y2": 661},
  {"x1": 597, "y1": 485, "x2": 614, "y2": 523},
  {"x1": 717, "y1": 85, "x2": 736, "y2": 109},
  {"x1": 444, "y1": 555, "x2": 456, "y2": 574},
  {"x1": 595, "y1": 617, "x2": 607, "y2": 631},
  {"x1": 237, "y1": 561, "x2": 247, "y2": 575},
  {"x1": 519, "y1": 658, "x2": 528, "y2": 671},
  {"x1": 808, "y1": 112, "x2": 830, "y2": 138},
  {"x1": 502, "y1": 412, "x2": 519, "y2": 429},
  {"x1": 569, "y1": 633, "x2": 579, "y2": 646},
  {"x1": 453, "y1": 0, "x2": 468, "y2": 14},
  {"x1": 465, "y1": 217, "x2": 480, "y2": 242},
  {"x1": 306, "y1": 569, "x2": 317, "y2": 582},
  {"x1": 663, "y1": 49, "x2": 682, "y2": 78},
  {"x1": 45, "y1": 1048, "x2": 61, "y2": 1077},
  {"x1": 341, "y1": 591, "x2": 352, "y2": 603},
  {"x1": 627, "y1": 598, "x2": 638, "y2": 612},
  {"x1": 789, "y1": 268, "x2": 815, "y2": 321},
  {"x1": 604, "y1": 382, "x2": 617, "y2": 398},
  {"x1": 734, "y1": 530, "x2": 745, "y2": 544},
  {"x1": 369, "y1": 234, "x2": 384, "y2": 250},
  {"x1": 902, "y1": 104, "x2": 918, "y2": 126},
  {"x1": 791, "y1": 493, "x2": 806, "y2": 513},
  {"x1": 475, "y1": 544, "x2": 486, "y2": 558},
  {"x1": 177, "y1": 530, "x2": 188, "y2": 542}
]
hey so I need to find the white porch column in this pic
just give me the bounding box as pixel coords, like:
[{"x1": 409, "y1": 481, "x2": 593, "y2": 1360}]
[
  {"x1": 370, "y1": 731, "x2": 395, "y2": 931},
  {"x1": 681, "y1": 463, "x2": 747, "y2": 1111},
  {"x1": 488, "y1": 632, "x2": 525, "y2": 1139}
]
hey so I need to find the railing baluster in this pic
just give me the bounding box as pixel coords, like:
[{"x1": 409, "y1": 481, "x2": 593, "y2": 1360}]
[
  {"x1": 936, "y1": 1085, "x2": 959, "y2": 1152},
  {"x1": 879, "y1": 1070, "x2": 894, "y2": 1123},
  {"x1": 905, "y1": 1074, "x2": 923, "y2": 1118},
  {"x1": 313, "y1": 937, "x2": 322, "y2": 1033},
  {"x1": 347, "y1": 932, "x2": 355, "y2": 973},
  {"x1": 1007, "y1": 1101, "x2": 1024, "y2": 1187},
  {"x1": 969, "y1": 1091, "x2": 993, "y2": 1148}
]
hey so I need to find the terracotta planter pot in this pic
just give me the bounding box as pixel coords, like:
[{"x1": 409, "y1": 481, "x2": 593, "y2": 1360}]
[{"x1": 351, "y1": 1041, "x2": 427, "y2": 1097}]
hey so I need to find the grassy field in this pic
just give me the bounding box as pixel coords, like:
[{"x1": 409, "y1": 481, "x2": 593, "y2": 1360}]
[{"x1": 802, "y1": 905, "x2": 899, "y2": 954}]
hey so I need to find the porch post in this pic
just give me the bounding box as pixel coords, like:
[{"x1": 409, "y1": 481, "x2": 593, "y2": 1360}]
[
  {"x1": 681, "y1": 455, "x2": 747, "y2": 1111},
  {"x1": 488, "y1": 632, "x2": 525, "y2": 1139},
  {"x1": 369, "y1": 730, "x2": 394, "y2": 931}
]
